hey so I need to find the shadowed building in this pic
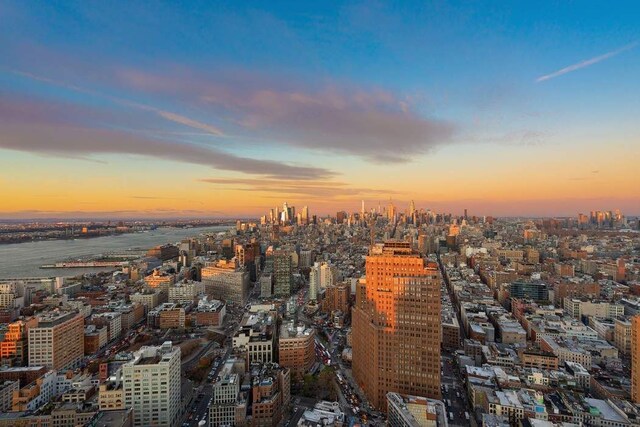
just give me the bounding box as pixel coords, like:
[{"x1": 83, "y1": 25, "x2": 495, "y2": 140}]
[
  {"x1": 632, "y1": 316, "x2": 640, "y2": 403},
  {"x1": 273, "y1": 250, "x2": 293, "y2": 297},
  {"x1": 352, "y1": 241, "x2": 441, "y2": 411}
]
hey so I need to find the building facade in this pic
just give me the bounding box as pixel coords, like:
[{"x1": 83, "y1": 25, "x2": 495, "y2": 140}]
[
  {"x1": 202, "y1": 259, "x2": 250, "y2": 305},
  {"x1": 632, "y1": 316, "x2": 640, "y2": 403},
  {"x1": 122, "y1": 342, "x2": 181, "y2": 427},
  {"x1": 28, "y1": 311, "x2": 84, "y2": 371},
  {"x1": 278, "y1": 323, "x2": 316, "y2": 379},
  {"x1": 272, "y1": 250, "x2": 293, "y2": 297},
  {"x1": 352, "y1": 241, "x2": 441, "y2": 411}
]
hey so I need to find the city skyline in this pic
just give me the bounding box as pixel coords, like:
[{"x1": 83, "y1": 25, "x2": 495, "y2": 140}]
[{"x1": 1, "y1": 1, "x2": 639, "y2": 218}]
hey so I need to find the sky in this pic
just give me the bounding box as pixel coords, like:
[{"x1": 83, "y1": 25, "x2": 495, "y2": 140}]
[{"x1": 0, "y1": 1, "x2": 639, "y2": 219}]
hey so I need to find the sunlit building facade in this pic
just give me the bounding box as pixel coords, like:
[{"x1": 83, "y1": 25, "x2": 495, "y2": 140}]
[{"x1": 352, "y1": 241, "x2": 441, "y2": 411}]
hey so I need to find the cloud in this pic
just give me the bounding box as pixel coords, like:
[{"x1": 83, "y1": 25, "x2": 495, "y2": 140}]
[
  {"x1": 0, "y1": 123, "x2": 330, "y2": 180},
  {"x1": 0, "y1": 209, "x2": 227, "y2": 219},
  {"x1": 154, "y1": 110, "x2": 224, "y2": 136},
  {"x1": 199, "y1": 177, "x2": 403, "y2": 199},
  {"x1": 536, "y1": 42, "x2": 638, "y2": 82},
  {"x1": 0, "y1": 95, "x2": 332, "y2": 180},
  {"x1": 7, "y1": 69, "x2": 226, "y2": 137},
  {"x1": 115, "y1": 68, "x2": 455, "y2": 162},
  {"x1": 130, "y1": 196, "x2": 184, "y2": 200},
  {"x1": 7, "y1": 54, "x2": 456, "y2": 163}
]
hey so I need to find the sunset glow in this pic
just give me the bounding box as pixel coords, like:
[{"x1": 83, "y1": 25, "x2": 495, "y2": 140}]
[{"x1": 1, "y1": 2, "x2": 639, "y2": 218}]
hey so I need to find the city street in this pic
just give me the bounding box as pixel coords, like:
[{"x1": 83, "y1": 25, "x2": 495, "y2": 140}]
[{"x1": 441, "y1": 351, "x2": 472, "y2": 427}]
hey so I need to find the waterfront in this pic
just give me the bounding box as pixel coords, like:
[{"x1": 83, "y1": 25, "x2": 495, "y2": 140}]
[{"x1": 0, "y1": 226, "x2": 230, "y2": 278}]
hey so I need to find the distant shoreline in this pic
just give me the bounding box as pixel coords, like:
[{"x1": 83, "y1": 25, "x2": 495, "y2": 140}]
[{"x1": 0, "y1": 221, "x2": 240, "y2": 245}]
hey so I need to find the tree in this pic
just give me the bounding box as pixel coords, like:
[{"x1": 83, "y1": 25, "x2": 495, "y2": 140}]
[{"x1": 317, "y1": 367, "x2": 338, "y2": 400}]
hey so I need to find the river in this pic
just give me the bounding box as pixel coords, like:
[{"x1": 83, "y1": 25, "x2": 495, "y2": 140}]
[{"x1": 0, "y1": 226, "x2": 230, "y2": 279}]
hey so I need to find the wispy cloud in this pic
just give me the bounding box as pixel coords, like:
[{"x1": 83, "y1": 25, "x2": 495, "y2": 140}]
[
  {"x1": 115, "y1": 67, "x2": 456, "y2": 163},
  {"x1": 0, "y1": 209, "x2": 227, "y2": 219},
  {"x1": 154, "y1": 111, "x2": 224, "y2": 136},
  {"x1": 199, "y1": 177, "x2": 403, "y2": 199},
  {"x1": 5, "y1": 50, "x2": 456, "y2": 163},
  {"x1": 0, "y1": 94, "x2": 332, "y2": 180},
  {"x1": 6, "y1": 68, "x2": 225, "y2": 137},
  {"x1": 130, "y1": 195, "x2": 185, "y2": 200},
  {"x1": 536, "y1": 42, "x2": 638, "y2": 82}
]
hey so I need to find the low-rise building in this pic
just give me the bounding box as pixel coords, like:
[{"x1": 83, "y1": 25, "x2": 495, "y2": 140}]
[{"x1": 386, "y1": 392, "x2": 447, "y2": 427}]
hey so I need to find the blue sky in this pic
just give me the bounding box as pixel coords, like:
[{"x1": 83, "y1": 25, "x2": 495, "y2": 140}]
[{"x1": 1, "y1": 1, "x2": 639, "y2": 217}]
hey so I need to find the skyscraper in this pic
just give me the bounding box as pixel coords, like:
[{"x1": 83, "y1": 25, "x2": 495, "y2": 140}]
[
  {"x1": 632, "y1": 316, "x2": 640, "y2": 403},
  {"x1": 387, "y1": 200, "x2": 396, "y2": 222},
  {"x1": 352, "y1": 241, "x2": 441, "y2": 410},
  {"x1": 310, "y1": 261, "x2": 338, "y2": 298}
]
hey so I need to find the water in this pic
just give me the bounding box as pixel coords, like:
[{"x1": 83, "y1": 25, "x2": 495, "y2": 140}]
[{"x1": 0, "y1": 226, "x2": 230, "y2": 279}]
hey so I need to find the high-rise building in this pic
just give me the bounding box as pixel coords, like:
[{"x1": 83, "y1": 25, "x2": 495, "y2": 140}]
[
  {"x1": 210, "y1": 373, "x2": 241, "y2": 427},
  {"x1": 250, "y1": 363, "x2": 291, "y2": 427},
  {"x1": 122, "y1": 342, "x2": 181, "y2": 427},
  {"x1": 632, "y1": 316, "x2": 640, "y2": 403},
  {"x1": 28, "y1": 311, "x2": 84, "y2": 371},
  {"x1": 322, "y1": 283, "x2": 350, "y2": 315},
  {"x1": 615, "y1": 319, "x2": 632, "y2": 356},
  {"x1": 309, "y1": 267, "x2": 318, "y2": 303},
  {"x1": 278, "y1": 322, "x2": 316, "y2": 379},
  {"x1": 273, "y1": 250, "x2": 293, "y2": 296},
  {"x1": 388, "y1": 201, "x2": 396, "y2": 222},
  {"x1": 310, "y1": 262, "x2": 338, "y2": 291},
  {"x1": 352, "y1": 241, "x2": 441, "y2": 410}
]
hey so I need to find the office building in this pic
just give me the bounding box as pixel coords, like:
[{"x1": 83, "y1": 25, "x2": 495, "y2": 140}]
[
  {"x1": 322, "y1": 283, "x2": 350, "y2": 315},
  {"x1": 147, "y1": 303, "x2": 186, "y2": 329},
  {"x1": 0, "y1": 380, "x2": 19, "y2": 412},
  {"x1": 273, "y1": 250, "x2": 293, "y2": 296},
  {"x1": 144, "y1": 269, "x2": 176, "y2": 290},
  {"x1": 233, "y1": 310, "x2": 277, "y2": 364},
  {"x1": 168, "y1": 280, "x2": 204, "y2": 304},
  {"x1": 632, "y1": 316, "x2": 640, "y2": 403},
  {"x1": 563, "y1": 298, "x2": 624, "y2": 319},
  {"x1": 210, "y1": 373, "x2": 240, "y2": 427},
  {"x1": 202, "y1": 258, "x2": 250, "y2": 305},
  {"x1": 352, "y1": 241, "x2": 441, "y2": 410},
  {"x1": 28, "y1": 311, "x2": 84, "y2": 371},
  {"x1": 250, "y1": 363, "x2": 291, "y2": 427},
  {"x1": 1, "y1": 318, "x2": 37, "y2": 366},
  {"x1": 146, "y1": 244, "x2": 179, "y2": 261},
  {"x1": 310, "y1": 262, "x2": 338, "y2": 291},
  {"x1": 509, "y1": 281, "x2": 548, "y2": 302},
  {"x1": 122, "y1": 342, "x2": 181, "y2": 427},
  {"x1": 278, "y1": 322, "x2": 316, "y2": 379},
  {"x1": 615, "y1": 319, "x2": 632, "y2": 355}
]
